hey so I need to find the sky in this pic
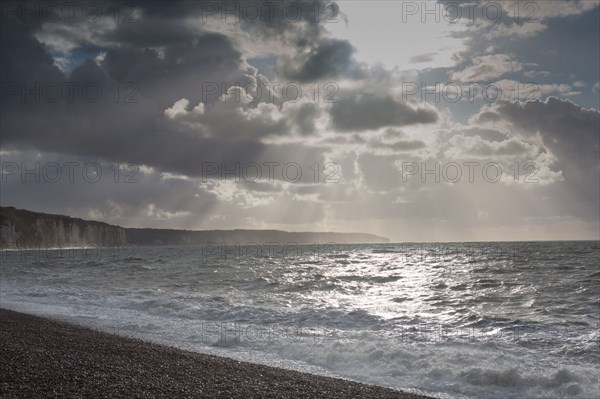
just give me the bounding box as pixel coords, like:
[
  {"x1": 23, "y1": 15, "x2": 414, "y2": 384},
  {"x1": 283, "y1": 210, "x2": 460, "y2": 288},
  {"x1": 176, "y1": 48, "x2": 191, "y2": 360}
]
[{"x1": 0, "y1": 0, "x2": 599, "y2": 242}]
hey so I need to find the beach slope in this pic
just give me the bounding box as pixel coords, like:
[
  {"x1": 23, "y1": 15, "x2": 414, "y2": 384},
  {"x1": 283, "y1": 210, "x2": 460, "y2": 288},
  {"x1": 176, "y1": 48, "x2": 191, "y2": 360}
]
[{"x1": 0, "y1": 309, "x2": 435, "y2": 398}]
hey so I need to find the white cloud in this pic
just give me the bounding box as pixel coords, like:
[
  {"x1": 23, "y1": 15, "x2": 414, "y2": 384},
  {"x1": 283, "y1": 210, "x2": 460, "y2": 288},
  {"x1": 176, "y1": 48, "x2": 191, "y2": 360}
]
[
  {"x1": 165, "y1": 98, "x2": 192, "y2": 119},
  {"x1": 450, "y1": 54, "x2": 522, "y2": 81}
]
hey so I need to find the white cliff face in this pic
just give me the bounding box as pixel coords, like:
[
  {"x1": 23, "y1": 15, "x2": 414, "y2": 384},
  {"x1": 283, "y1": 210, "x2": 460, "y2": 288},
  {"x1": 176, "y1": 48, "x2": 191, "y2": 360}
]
[
  {"x1": 1, "y1": 213, "x2": 126, "y2": 249},
  {"x1": 1, "y1": 220, "x2": 19, "y2": 249},
  {"x1": 81, "y1": 223, "x2": 127, "y2": 247}
]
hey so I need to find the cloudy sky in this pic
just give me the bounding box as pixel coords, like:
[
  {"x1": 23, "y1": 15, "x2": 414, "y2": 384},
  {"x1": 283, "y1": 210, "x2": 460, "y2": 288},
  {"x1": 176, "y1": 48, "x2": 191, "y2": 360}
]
[{"x1": 1, "y1": 0, "x2": 599, "y2": 242}]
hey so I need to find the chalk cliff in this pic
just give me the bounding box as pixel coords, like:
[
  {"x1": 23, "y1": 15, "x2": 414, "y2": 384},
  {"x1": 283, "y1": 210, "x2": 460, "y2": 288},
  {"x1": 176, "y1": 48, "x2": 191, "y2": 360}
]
[
  {"x1": 0, "y1": 206, "x2": 389, "y2": 248},
  {"x1": 0, "y1": 207, "x2": 126, "y2": 249}
]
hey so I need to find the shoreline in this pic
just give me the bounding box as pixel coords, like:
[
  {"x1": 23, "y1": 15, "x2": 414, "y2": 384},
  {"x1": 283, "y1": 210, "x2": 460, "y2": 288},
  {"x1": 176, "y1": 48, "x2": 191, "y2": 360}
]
[{"x1": 0, "y1": 308, "x2": 437, "y2": 398}]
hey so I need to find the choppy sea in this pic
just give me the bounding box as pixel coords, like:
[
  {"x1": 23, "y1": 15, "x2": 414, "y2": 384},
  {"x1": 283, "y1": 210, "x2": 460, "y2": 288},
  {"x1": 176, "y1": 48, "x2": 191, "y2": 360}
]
[{"x1": 1, "y1": 241, "x2": 598, "y2": 398}]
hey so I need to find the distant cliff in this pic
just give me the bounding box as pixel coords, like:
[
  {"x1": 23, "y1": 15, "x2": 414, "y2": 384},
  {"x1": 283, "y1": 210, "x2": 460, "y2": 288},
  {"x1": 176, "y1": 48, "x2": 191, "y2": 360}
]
[
  {"x1": 0, "y1": 207, "x2": 389, "y2": 249},
  {"x1": 0, "y1": 207, "x2": 127, "y2": 249},
  {"x1": 124, "y1": 228, "x2": 389, "y2": 245}
]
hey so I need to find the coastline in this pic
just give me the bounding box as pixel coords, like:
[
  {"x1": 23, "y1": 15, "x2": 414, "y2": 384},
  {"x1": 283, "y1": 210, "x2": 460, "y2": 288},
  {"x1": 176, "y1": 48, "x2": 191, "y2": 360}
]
[{"x1": 0, "y1": 308, "x2": 437, "y2": 398}]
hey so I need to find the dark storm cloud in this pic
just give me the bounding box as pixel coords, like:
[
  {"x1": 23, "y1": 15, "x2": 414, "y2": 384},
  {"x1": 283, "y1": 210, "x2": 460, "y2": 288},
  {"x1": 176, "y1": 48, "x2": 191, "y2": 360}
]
[
  {"x1": 330, "y1": 92, "x2": 439, "y2": 132},
  {"x1": 0, "y1": 0, "x2": 333, "y2": 181},
  {"x1": 116, "y1": 0, "x2": 359, "y2": 84},
  {"x1": 100, "y1": 32, "x2": 249, "y2": 107},
  {"x1": 291, "y1": 102, "x2": 321, "y2": 135},
  {"x1": 278, "y1": 38, "x2": 359, "y2": 82},
  {"x1": 475, "y1": 97, "x2": 600, "y2": 201},
  {"x1": 409, "y1": 53, "x2": 436, "y2": 64},
  {"x1": 442, "y1": 1, "x2": 599, "y2": 109},
  {"x1": 0, "y1": 17, "x2": 63, "y2": 84}
]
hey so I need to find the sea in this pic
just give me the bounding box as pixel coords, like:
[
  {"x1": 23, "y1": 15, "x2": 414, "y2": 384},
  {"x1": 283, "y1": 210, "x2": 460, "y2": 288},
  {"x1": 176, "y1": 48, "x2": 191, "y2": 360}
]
[{"x1": 1, "y1": 241, "x2": 598, "y2": 399}]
